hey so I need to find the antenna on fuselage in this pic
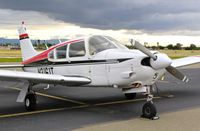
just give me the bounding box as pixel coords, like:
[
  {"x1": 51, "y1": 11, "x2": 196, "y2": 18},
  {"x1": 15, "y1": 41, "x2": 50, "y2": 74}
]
[{"x1": 44, "y1": 43, "x2": 49, "y2": 50}]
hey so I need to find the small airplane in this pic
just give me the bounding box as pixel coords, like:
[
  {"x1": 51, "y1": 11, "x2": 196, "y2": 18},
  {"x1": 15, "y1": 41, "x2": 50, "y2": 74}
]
[{"x1": 0, "y1": 22, "x2": 199, "y2": 119}]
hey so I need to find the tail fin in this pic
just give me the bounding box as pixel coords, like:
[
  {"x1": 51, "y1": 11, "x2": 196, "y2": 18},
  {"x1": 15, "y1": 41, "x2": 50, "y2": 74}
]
[{"x1": 18, "y1": 22, "x2": 38, "y2": 61}]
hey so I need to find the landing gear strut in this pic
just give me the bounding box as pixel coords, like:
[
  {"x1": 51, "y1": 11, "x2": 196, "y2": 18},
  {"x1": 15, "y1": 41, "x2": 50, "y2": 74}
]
[{"x1": 141, "y1": 86, "x2": 159, "y2": 120}]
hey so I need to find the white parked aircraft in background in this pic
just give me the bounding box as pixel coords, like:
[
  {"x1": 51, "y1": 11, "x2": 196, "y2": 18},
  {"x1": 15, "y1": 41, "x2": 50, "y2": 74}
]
[{"x1": 0, "y1": 22, "x2": 199, "y2": 119}]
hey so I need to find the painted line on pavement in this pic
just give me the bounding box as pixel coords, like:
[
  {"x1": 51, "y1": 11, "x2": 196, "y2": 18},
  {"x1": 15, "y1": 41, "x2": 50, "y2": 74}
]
[
  {"x1": 8, "y1": 86, "x2": 86, "y2": 105},
  {"x1": 0, "y1": 105, "x2": 89, "y2": 118},
  {"x1": 94, "y1": 96, "x2": 161, "y2": 106}
]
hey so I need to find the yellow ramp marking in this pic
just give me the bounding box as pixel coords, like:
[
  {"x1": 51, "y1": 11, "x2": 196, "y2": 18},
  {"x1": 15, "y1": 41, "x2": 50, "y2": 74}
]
[
  {"x1": 8, "y1": 87, "x2": 86, "y2": 105},
  {"x1": 35, "y1": 92, "x2": 86, "y2": 105},
  {"x1": 0, "y1": 105, "x2": 89, "y2": 118},
  {"x1": 94, "y1": 96, "x2": 161, "y2": 106}
]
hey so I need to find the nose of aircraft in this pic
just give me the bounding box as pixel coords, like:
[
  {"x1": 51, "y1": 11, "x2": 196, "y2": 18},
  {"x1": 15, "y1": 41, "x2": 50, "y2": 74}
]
[{"x1": 131, "y1": 40, "x2": 189, "y2": 83}]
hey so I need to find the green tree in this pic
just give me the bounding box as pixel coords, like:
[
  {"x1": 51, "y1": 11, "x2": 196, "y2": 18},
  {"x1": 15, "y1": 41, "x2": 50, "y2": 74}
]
[
  {"x1": 167, "y1": 44, "x2": 174, "y2": 50},
  {"x1": 174, "y1": 43, "x2": 182, "y2": 50},
  {"x1": 190, "y1": 44, "x2": 197, "y2": 50}
]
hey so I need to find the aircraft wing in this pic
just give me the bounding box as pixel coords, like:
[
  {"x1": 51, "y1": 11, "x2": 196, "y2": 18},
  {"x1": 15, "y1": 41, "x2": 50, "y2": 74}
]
[
  {"x1": 0, "y1": 69, "x2": 91, "y2": 86},
  {"x1": 171, "y1": 56, "x2": 200, "y2": 68}
]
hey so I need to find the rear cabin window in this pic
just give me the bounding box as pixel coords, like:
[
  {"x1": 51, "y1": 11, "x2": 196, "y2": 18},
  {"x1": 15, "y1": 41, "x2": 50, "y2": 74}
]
[
  {"x1": 56, "y1": 45, "x2": 67, "y2": 59},
  {"x1": 69, "y1": 41, "x2": 86, "y2": 57}
]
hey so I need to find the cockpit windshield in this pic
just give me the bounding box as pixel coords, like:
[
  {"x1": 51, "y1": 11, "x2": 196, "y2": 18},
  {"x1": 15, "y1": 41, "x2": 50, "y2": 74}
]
[
  {"x1": 104, "y1": 36, "x2": 128, "y2": 50},
  {"x1": 89, "y1": 35, "x2": 127, "y2": 55}
]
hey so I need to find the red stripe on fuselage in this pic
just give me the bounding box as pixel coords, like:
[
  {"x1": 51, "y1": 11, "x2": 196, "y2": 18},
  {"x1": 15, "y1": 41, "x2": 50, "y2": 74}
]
[{"x1": 22, "y1": 39, "x2": 83, "y2": 65}]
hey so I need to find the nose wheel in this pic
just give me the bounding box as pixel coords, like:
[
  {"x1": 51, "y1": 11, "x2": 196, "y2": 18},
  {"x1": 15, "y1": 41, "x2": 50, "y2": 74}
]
[
  {"x1": 24, "y1": 92, "x2": 37, "y2": 111},
  {"x1": 142, "y1": 101, "x2": 157, "y2": 119}
]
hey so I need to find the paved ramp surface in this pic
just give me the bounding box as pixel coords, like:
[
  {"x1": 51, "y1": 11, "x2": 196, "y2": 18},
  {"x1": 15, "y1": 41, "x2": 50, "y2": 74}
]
[{"x1": 74, "y1": 107, "x2": 200, "y2": 131}]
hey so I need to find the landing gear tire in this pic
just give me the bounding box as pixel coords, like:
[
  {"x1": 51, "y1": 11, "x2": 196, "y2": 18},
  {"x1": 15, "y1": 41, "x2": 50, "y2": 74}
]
[
  {"x1": 124, "y1": 93, "x2": 136, "y2": 99},
  {"x1": 25, "y1": 93, "x2": 37, "y2": 111},
  {"x1": 142, "y1": 102, "x2": 157, "y2": 119}
]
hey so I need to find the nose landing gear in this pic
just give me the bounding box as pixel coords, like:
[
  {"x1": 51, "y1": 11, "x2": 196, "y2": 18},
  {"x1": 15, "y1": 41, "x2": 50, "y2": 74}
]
[{"x1": 141, "y1": 86, "x2": 159, "y2": 120}]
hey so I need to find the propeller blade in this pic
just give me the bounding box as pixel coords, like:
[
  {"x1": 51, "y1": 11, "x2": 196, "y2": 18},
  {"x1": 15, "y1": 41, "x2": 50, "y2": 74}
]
[
  {"x1": 166, "y1": 66, "x2": 189, "y2": 83},
  {"x1": 132, "y1": 40, "x2": 157, "y2": 60}
]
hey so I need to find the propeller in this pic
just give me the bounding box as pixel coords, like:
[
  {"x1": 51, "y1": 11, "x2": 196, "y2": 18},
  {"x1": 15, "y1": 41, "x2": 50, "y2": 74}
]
[{"x1": 130, "y1": 39, "x2": 189, "y2": 83}]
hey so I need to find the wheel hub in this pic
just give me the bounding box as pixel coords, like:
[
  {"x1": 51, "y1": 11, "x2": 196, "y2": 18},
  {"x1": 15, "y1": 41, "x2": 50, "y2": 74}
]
[
  {"x1": 25, "y1": 99, "x2": 30, "y2": 107},
  {"x1": 144, "y1": 107, "x2": 151, "y2": 115}
]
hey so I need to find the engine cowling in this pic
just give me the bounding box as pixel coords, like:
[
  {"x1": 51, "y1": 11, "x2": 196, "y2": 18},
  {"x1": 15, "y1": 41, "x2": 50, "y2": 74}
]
[{"x1": 150, "y1": 53, "x2": 172, "y2": 70}]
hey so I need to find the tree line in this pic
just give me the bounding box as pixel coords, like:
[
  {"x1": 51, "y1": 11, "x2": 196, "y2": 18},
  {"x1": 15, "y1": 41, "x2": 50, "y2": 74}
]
[
  {"x1": 126, "y1": 42, "x2": 200, "y2": 50},
  {"x1": 0, "y1": 41, "x2": 200, "y2": 50}
]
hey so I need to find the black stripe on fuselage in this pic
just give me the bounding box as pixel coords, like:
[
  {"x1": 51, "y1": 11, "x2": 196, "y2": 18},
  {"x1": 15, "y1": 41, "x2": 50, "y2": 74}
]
[
  {"x1": 24, "y1": 58, "x2": 133, "y2": 67},
  {"x1": 20, "y1": 36, "x2": 29, "y2": 40}
]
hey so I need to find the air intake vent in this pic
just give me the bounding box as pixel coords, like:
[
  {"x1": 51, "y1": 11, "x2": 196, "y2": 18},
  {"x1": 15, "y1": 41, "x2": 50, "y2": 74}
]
[{"x1": 141, "y1": 57, "x2": 151, "y2": 66}]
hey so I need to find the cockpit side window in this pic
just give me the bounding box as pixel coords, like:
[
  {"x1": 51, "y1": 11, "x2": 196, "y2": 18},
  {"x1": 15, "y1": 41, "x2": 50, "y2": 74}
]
[
  {"x1": 89, "y1": 36, "x2": 117, "y2": 55},
  {"x1": 69, "y1": 41, "x2": 86, "y2": 57},
  {"x1": 56, "y1": 45, "x2": 67, "y2": 59}
]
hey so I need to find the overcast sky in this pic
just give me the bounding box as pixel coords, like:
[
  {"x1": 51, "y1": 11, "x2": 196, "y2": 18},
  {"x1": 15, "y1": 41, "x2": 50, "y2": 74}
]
[{"x1": 0, "y1": 0, "x2": 200, "y2": 46}]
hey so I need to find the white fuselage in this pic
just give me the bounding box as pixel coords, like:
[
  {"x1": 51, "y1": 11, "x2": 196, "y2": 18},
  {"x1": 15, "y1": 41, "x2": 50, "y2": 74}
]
[{"x1": 23, "y1": 48, "x2": 166, "y2": 89}]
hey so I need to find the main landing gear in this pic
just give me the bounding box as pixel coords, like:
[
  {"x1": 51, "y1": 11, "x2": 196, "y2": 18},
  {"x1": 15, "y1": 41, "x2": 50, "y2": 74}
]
[
  {"x1": 141, "y1": 86, "x2": 159, "y2": 120},
  {"x1": 24, "y1": 91, "x2": 37, "y2": 111},
  {"x1": 16, "y1": 83, "x2": 37, "y2": 111}
]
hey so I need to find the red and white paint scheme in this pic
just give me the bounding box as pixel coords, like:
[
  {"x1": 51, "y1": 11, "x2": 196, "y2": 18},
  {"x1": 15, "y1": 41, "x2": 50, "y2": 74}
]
[{"x1": 0, "y1": 22, "x2": 199, "y2": 119}]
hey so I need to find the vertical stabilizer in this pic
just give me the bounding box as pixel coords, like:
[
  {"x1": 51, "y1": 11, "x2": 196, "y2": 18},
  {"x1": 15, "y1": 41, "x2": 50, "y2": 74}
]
[{"x1": 18, "y1": 22, "x2": 38, "y2": 61}]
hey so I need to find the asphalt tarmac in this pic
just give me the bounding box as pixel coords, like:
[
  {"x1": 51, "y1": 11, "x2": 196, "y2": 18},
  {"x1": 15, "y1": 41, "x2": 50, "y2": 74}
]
[{"x1": 0, "y1": 66, "x2": 199, "y2": 131}]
